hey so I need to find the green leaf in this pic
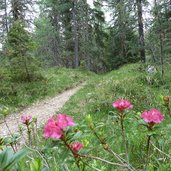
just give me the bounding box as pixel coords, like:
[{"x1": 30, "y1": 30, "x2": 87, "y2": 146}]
[
  {"x1": 30, "y1": 158, "x2": 42, "y2": 171},
  {"x1": 0, "y1": 148, "x2": 13, "y2": 170},
  {"x1": 0, "y1": 148, "x2": 28, "y2": 171}
]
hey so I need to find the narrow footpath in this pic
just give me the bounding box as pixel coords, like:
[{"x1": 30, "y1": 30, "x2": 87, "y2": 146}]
[{"x1": 0, "y1": 84, "x2": 84, "y2": 137}]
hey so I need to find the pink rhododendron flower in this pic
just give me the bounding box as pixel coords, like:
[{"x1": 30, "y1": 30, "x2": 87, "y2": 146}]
[
  {"x1": 44, "y1": 117, "x2": 63, "y2": 139},
  {"x1": 57, "y1": 114, "x2": 75, "y2": 129},
  {"x1": 112, "y1": 99, "x2": 133, "y2": 111},
  {"x1": 141, "y1": 108, "x2": 164, "y2": 124},
  {"x1": 70, "y1": 142, "x2": 84, "y2": 153},
  {"x1": 21, "y1": 115, "x2": 32, "y2": 125},
  {"x1": 44, "y1": 114, "x2": 75, "y2": 139}
]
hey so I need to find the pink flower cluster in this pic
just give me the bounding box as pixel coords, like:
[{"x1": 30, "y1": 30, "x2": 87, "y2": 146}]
[
  {"x1": 70, "y1": 142, "x2": 84, "y2": 153},
  {"x1": 21, "y1": 115, "x2": 32, "y2": 125},
  {"x1": 113, "y1": 99, "x2": 133, "y2": 112},
  {"x1": 141, "y1": 108, "x2": 164, "y2": 124},
  {"x1": 112, "y1": 99, "x2": 164, "y2": 126},
  {"x1": 44, "y1": 114, "x2": 75, "y2": 139}
]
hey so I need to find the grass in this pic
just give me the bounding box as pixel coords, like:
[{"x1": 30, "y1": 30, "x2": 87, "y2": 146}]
[
  {"x1": 0, "y1": 67, "x2": 94, "y2": 116},
  {"x1": 1, "y1": 63, "x2": 171, "y2": 170},
  {"x1": 59, "y1": 63, "x2": 171, "y2": 170},
  {"x1": 62, "y1": 63, "x2": 171, "y2": 119}
]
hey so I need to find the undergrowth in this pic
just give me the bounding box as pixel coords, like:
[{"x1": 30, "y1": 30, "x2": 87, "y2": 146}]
[
  {"x1": 59, "y1": 63, "x2": 171, "y2": 170},
  {"x1": 0, "y1": 67, "x2": 93, "y2": 116},
  {"x1": 1, "y1": 63, "x2": 171, "y2": 170}
]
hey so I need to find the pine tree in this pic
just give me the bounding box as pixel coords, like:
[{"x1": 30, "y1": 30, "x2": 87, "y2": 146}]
[
  {"x1": 136, "y1": 0, "x2": 146, "y2": 63},
  {"x1": 0, "y1": 0, "x2": 9, "y2": 43},
  {"x1": 6, "y1": 21, "x2": 36, "y2": 81},
  {"x1": 4, "y1": 0, "x2": 40, "y2": 82},
  {"x1": 105, "y1": 0, "x2": 139, "y2": 69}
]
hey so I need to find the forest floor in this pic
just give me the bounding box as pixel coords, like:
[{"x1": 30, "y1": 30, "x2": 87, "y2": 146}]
[{"x1": 0, "y1": 83, "x2": 85, "y2": 138}]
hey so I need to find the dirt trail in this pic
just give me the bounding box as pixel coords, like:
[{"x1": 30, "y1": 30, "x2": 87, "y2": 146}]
[{"x1": 0, "y1": 84, "x2": 84, "y2": 137}]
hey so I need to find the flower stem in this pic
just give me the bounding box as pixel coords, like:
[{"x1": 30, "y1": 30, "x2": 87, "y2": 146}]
[
  {"x1": 166, "y1": 105, "x2": 171, "y2": 117},
  {"x1": 24, "y1": 144, "x2": 51, "y2": 170},
  {"x1": 26, "y1": 125, "x2": 32, "y2": 146},
  {"x1": 144, "y1": 135, "x2": 151, "y2": 170},
  {"x1": 151, "y1": 142, "x2": 171, "y2": 160},
  {"x1": 61, "y1": 137, "x2": 81, "y2": 171},
  {"x1": 119, "y1": 113, "x2": 129, "y2": 164},
  {"x1": 61, "y1": 136, "x2": 133, "y2": 170},
  {"x1": 3, "y1": 117, "x2": 17, "y2": 152},
  {"x1": 88, "y1": 123, "x2": 135, "y2": 171}
]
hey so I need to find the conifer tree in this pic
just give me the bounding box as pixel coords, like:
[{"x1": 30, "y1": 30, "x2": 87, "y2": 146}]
[{"x1": 5, "y1": 0, "x2": 39, "y2": 81}]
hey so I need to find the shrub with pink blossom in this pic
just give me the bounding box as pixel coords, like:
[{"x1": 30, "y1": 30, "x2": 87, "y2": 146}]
[
  {"x1": 56, "y1": 114, "x2": 75, "y2": 129},
  {"x1": 44, "y1": 114, "x2": 75, "y2": 140},
  {"x1": 70, "y1": 142, "x2": 84, "y2": 153},
  {"x1": 14, "y1": 99, "x2": 169, "y2": 170},
  {"x1": 112, "y1": 99, "x2": 133, "y2": 112},
  {"x1": 141, "y1": 108, "x2": 164, "y2": 124},
  {"x1": 21, "y1": 115, "x2": 32, "y2": 125}
]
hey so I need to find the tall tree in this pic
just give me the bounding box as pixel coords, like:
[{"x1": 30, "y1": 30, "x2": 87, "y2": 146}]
[
  {"x1": 77, "y1": 0, "x2": 91, "y2": 69},
  {"x1": 136, "y1": 0, "x2": 146, "y2": 63},
  {"x1": 0, "y1": 0, "x2": 9, "y2": 43},
  {"x1": 105, "y1": 0, "x2": 139, "y2": 69},
  {"x1": 146, "y1": 0, "x2": 171, "y2": 77},
  {"x1": 6, "y1": 21, "x2": 36, "y2": 81},
  {"x1": 72, "y1": 0, "x2": 79, "y2": 68},
  {"x1": 117, "y1": 0, "x2": 127, "y2": 59},
  {"x1": 34, "y1": 0, "x2": 63, "y2": 66},
  {"x1": 4, "y1": 0, "x2": 39, "y2": 81}
]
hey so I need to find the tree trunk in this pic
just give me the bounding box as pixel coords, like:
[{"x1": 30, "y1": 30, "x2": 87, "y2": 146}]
[
  {"x1": 136, "y1": 0, "x2": 146, "y2": 63},
  {"x1": 72, "y1": 0, "x2": 79, "y2": 68},
  {"x1": 85, "y1": 2, "x2": 90, "y2": 70},
  {"x1": 118, "y1": 0, "x2": 127, "y2": 59},
  {"x1": 154, "y1": 0, "x2": 164, "y2": 78},
  {"x1": 4, "y1": 0, "x2": 8, "y2": 33},
  {"x1": 51, "y1": 10, "x2": 62, "y2": 66}
]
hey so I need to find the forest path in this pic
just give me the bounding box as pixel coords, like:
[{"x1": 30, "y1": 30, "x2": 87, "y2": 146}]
[{"x1": 0, "y1": 84, "x2": 84, "y2": 137}]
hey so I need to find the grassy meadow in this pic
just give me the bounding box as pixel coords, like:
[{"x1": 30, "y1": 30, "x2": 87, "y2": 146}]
[
  {"x1": 0, "y1": 67, "x2": 93, "y2": 117},
  {"x1": 1, "y1": 63, "x2": 171, "y2": 170},
  {"x1": 59, "y1": 63, "x2": 171, "y2": 170}
]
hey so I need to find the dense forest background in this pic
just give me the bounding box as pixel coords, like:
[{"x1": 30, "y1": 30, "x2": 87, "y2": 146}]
[
  {"x1": 0, "y1": 0, "x2": 171, "y2": 77},
  {"x1": 1, "y1": 1, "x2": 171, "y2": 170}
]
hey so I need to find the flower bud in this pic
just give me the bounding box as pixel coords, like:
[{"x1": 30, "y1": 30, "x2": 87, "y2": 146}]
[
  {"x1": 70, "y1": 142, "x2": 84, "y2": 153},
  {"x1": 163, "y1": 96, "x2": 170, "y2": 106},
  {"x1": 86, "y1": 114, "x2": 93, "y2": 124},
  {"x1": 32, "y1": 117, "x2": 37, "y2": 123}
]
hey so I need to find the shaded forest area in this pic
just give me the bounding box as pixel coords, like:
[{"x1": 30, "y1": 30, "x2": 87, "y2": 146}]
[{"x1": 0, "y1": 0, "x2": 171, "y2": 78}]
